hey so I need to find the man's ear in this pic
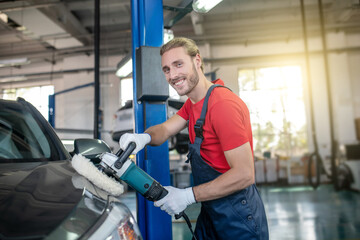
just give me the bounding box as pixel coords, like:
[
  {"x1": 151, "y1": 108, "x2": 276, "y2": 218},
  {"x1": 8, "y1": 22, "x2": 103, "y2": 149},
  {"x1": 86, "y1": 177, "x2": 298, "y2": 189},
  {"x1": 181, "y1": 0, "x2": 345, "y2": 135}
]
[{"x1": 194, "y1": 53, "x2": 202, "y2": 69}]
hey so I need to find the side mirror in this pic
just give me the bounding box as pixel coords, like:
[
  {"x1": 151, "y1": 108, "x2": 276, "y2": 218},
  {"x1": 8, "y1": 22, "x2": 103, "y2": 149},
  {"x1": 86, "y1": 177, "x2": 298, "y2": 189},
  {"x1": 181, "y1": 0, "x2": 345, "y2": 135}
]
[{"x1": 73, "y1": 139, "x2": 111, "y2": 164}]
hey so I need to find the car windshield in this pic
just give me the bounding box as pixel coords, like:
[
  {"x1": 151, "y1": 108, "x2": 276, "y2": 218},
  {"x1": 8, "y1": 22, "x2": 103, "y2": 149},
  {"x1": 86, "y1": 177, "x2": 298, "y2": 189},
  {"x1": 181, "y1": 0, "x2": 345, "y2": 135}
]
[{"x1": 0, "y1": 105, "x2": 56, "y2": 162}]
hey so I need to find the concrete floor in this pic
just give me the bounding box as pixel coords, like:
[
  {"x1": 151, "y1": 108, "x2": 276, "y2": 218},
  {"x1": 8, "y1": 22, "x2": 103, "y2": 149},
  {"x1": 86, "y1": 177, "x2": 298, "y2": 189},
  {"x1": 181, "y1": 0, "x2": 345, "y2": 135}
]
[{"x1": 119, "y1": 184, "x2": 360, "y2": 240}]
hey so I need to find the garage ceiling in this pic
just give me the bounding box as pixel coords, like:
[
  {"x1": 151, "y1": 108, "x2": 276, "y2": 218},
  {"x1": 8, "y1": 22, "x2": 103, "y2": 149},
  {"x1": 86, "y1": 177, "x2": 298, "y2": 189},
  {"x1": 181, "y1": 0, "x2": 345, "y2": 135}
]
[{"x1": 0, "y1": 0, "x2": 359, "y2": 68}]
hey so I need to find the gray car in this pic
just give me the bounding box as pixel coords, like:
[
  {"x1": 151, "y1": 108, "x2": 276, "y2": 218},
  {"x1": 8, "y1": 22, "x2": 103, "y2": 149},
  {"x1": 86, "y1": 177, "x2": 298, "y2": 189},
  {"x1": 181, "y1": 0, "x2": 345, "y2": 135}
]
[{"x1": 0, "y1": 98, "x2": 142, "y2": 240}]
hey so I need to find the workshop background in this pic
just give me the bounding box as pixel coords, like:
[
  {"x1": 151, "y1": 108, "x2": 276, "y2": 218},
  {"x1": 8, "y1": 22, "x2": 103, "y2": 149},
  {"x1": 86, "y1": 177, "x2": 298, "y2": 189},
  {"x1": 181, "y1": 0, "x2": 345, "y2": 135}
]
[{"x1": 0, "y1": 0, "x2": 360, "y2": 240}]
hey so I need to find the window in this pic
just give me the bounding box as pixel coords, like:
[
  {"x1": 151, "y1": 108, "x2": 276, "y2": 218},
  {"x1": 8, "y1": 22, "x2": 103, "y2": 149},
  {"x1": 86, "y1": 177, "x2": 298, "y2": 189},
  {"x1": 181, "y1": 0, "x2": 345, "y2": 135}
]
[
  {"x1": 0, "y1": 108, "x2": 51, "y2": 160},
  {"x1": 238, "y1": 66, "x2": 308, "y2": 157},
  {"x1": 120, "y1": 78, "x2": 133, "y2": 106},
  {"x1": 2, "y1": 86, "x2": 54, "y2": 120}
]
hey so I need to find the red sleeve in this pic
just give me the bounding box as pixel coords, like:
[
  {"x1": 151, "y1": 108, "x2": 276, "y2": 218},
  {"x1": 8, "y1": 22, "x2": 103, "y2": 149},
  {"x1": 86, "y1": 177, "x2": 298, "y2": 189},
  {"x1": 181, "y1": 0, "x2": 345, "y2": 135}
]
[
  {"x1": 210, "y1": 99, "x2": 249, "y2": 151},
  {"x1": 176, "y1": 98, "x2": 191, "y2": 121}
]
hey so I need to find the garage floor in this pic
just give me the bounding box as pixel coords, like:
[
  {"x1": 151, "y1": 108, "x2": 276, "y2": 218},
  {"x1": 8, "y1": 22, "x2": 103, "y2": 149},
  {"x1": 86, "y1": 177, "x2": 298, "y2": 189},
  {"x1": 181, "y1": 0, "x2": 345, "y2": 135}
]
[{"x1": 119, "y1": 184, "x2": 360, "y2": 240}]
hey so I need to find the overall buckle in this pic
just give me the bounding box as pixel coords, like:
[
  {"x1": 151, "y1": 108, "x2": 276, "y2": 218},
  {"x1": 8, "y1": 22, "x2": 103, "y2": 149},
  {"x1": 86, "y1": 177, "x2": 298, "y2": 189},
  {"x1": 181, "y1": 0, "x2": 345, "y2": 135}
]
[{"x1": 194, "y1": 122, "x2": 204, "y2": 139}]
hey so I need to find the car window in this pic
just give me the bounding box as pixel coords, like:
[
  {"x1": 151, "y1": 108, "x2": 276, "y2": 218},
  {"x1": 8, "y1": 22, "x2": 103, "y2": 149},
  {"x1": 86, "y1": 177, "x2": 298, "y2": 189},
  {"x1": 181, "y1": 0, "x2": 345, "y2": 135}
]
[{"x1": 0, "y1": 107, "x2": 51, "y2": 161}]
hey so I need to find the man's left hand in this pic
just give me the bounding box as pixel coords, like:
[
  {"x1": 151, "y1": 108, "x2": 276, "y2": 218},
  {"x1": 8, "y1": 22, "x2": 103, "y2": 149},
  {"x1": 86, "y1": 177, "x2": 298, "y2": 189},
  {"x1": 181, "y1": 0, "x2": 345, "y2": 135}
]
[{"x1": 154, "y1": 186, "x2": 196, "y2": 215}]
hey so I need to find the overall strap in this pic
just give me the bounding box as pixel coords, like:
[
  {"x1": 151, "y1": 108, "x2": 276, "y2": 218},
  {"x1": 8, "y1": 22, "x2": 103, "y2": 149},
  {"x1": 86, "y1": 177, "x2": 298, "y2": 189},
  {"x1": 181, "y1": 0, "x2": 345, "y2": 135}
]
[{"x1": 194, "y1": 84, "x2": 227, "y2": 140}]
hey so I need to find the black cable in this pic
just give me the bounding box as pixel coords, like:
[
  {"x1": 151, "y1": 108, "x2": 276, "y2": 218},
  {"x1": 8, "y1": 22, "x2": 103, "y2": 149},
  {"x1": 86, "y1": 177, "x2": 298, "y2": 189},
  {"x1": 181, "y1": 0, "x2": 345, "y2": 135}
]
[{"x1": 179, "y1": 212, "x2": 197, "y2": 240}]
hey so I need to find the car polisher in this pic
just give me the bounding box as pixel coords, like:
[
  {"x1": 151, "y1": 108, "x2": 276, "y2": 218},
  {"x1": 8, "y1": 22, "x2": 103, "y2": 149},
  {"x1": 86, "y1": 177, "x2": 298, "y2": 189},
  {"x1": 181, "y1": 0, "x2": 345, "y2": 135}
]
[
  {"x1": 72, "y1": 142, "x2": 196, "y2": 239},
  {"x1": 98, "y1": 142, "x2": 169, "y2": 202}
]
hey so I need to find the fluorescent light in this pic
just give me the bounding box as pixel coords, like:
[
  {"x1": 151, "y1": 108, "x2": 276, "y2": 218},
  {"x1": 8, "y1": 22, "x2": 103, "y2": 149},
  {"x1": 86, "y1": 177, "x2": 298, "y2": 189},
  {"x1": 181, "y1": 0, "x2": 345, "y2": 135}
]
[
  {"x1": 192, "y1": 0, "x2": 223, "y2": 13},
  {"x1": 115, "y1": 55, "x2": 132, "y2": 78},
  {"x1": 0, "y1": 13, "x2": 8, "y2": 23},
  {"x1": 0, "y1": 58, "x2": 30, "y2": 68},
  {"x1": 0, "y1": 76, "x2": 27, "y2": 83}
]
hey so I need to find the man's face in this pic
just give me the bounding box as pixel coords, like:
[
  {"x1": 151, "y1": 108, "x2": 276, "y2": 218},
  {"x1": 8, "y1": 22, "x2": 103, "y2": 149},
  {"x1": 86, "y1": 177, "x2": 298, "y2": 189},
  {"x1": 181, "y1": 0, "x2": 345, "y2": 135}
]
[{"x1": 161, "y1": 47, "x2": 199, "y2": 96}]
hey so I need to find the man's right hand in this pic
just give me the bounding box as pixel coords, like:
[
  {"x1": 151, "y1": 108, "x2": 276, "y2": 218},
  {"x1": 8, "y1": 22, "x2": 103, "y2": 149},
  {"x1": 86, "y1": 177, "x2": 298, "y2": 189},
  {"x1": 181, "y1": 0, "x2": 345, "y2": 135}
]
[{"x1": 119, "y1": 133, "x2": 151, "y2": 154}]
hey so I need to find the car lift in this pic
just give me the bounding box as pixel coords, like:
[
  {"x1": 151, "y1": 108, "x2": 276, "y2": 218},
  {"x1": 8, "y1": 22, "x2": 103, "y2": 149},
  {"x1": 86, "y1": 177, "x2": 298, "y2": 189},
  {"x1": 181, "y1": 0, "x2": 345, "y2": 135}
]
[{"x1": 131, "y1": 1, "x2": 172, "y2": 239}]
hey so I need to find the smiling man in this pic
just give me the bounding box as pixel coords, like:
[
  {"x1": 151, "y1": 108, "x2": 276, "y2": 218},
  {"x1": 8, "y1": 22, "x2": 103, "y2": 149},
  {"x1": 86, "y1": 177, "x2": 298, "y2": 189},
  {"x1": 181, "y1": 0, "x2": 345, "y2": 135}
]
[{"x1": 119, "y1": 37, "x2": 269, "y2": 239}]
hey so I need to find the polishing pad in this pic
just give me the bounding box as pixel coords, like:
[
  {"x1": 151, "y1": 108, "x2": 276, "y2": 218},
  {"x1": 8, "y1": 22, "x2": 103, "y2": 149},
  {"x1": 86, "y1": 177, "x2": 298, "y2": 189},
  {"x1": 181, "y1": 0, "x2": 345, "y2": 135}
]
[{"x1": 71, "y1": 154, "x2": 124, "y2": 196}]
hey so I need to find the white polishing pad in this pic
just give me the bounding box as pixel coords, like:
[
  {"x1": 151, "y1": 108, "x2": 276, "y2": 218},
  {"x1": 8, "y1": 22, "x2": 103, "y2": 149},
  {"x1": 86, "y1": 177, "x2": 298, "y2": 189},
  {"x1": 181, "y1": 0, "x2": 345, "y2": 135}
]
[{"x1": 71, "y1": 154, "x2": 124, "y2": 196}]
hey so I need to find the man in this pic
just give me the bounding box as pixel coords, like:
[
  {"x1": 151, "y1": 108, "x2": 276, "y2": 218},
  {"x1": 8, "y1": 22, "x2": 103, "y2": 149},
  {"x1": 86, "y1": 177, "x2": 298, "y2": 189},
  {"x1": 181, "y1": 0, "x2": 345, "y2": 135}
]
[{"x1": 119, "y1": 37, "x2": 269, "y2": 239}]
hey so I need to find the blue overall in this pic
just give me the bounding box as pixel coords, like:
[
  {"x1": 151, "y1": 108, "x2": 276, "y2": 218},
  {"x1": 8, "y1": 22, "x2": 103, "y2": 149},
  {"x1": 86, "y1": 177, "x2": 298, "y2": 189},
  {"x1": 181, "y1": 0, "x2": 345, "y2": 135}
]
[{"x1": 186, "y1": 84, "x2": 269, "y2": 240}]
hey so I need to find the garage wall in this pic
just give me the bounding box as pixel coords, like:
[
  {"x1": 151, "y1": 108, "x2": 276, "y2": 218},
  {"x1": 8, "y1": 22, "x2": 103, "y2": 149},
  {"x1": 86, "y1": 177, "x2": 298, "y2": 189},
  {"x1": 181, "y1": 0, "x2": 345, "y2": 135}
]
[
  {"x1": 349, "y1": 52, "x2": 360, "y2": 119},
  {"x1": 53, "y1": 54, "x2": 122, "y2": 150},
  {"x1": 0, "y1": 59, "x2": 63, "y2": 88},
  {"x1": 56, "y1": 55, "x2": 94, "y2": 131}
]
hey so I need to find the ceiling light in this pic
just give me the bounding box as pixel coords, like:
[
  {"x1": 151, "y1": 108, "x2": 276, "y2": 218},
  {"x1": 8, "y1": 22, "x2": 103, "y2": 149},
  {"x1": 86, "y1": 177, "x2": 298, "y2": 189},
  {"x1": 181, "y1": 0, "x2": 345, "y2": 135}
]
[
  {"x1": 0, "y1": 76, "x2": 27, "y2": 83},
  {"x1": 192, "y1": 0, "x2": 223, "y2": 13},
  {"x1": 0, "y1": 12, "x2": 8, "y2": 23},
  {"x1": 0, "y1": 58, "x2": 30, "y2": 68},
  {"x1": 115, "y1": 55, "x2": 132, "y2": 78}
]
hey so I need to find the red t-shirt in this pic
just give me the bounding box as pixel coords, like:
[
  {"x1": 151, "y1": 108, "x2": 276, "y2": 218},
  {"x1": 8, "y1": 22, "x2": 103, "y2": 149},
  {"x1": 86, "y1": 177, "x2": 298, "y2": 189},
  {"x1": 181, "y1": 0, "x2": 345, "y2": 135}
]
[{"x1": 177, "y1": 79, "x2": 253, "y2": 173}]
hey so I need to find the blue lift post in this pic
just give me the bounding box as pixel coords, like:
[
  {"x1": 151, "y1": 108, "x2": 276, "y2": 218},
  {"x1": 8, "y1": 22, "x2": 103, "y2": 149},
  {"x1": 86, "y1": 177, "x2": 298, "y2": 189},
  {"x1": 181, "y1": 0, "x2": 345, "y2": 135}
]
[{"x1": 131, "y1": 0, "x2": 172, "y2": 240}]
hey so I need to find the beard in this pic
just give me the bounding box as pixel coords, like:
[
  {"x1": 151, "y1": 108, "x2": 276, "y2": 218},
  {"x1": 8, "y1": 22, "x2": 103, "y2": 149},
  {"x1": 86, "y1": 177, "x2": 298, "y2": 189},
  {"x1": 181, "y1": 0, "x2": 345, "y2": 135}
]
[{"x1": 171, "y1": 63, "x2": 199, "y2": 96}]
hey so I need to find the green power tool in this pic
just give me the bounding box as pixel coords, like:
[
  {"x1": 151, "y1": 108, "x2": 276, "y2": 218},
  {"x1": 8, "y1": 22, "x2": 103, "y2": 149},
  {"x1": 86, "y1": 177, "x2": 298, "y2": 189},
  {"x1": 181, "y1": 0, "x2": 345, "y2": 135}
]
[
  {"x1": 98, "y1": 142, "x2": 191, "y2": 219},
  {"x1": 98, "y1": 142, "x2": 196, "y2": 238},
  {"x1": 98, "y1": 142, "x2": 168, "y2": 201}
]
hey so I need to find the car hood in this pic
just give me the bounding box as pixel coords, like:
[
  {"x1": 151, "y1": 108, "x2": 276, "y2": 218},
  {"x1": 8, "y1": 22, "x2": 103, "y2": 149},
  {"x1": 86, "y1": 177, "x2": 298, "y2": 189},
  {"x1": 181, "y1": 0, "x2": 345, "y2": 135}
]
[{"x1": 0, "y1": 160, "x2": 106, "y2": 239}]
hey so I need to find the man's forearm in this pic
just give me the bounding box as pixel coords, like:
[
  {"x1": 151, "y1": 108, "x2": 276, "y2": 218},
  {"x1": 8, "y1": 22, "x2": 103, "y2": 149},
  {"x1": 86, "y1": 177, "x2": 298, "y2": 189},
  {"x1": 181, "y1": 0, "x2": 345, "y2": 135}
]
[
  {"x1": 193, "y1": 168, "x2": 254, "y2": 202},
  {"x1": 192, "y1": 142, "x2": 255, "y2": 202},
  {"x1": 145, "y1": 124, "x2": 170, "y2": 146}
]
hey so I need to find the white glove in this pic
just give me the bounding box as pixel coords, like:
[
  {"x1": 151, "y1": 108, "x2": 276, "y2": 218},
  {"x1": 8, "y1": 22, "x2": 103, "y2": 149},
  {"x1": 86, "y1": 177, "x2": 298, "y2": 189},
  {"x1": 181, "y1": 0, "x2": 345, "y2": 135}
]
[
  {"x1": 119, "y1": 133, "x2": 151, "y2": 154},
  {"x1": 154, "y1": 186, "x2": 196, "y2": 215}
]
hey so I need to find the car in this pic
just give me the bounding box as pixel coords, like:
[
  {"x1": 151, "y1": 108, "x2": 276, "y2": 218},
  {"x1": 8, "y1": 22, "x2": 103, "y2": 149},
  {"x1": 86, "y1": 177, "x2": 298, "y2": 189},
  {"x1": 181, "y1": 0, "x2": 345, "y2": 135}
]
[
  {"x1": 0, "y1": 98, "x2": 142, "y2": 240},
  {"x1": 112, "y1": 99, "x2": 189, "y2": 154}
]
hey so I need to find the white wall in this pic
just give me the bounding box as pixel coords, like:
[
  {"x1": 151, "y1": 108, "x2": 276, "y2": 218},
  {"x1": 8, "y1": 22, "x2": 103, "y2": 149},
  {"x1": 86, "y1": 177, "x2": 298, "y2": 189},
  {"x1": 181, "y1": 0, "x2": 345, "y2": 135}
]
[
  {"x1": 0, "y1": 58, "x2": 63, "y2": 88},
  {"x1": 53, "y1": 54, "x2": 122, "y2": 150},
  {"x1": 349, "y1": 52, "x2": 360, "y2": 119}
]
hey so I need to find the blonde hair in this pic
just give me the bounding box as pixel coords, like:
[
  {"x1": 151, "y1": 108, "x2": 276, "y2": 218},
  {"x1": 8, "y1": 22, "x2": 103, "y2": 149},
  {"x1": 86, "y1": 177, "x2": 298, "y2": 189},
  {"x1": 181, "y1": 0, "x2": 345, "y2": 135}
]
[{"x1": 160, "y1": 37, "x2": 204, "y2": 72}]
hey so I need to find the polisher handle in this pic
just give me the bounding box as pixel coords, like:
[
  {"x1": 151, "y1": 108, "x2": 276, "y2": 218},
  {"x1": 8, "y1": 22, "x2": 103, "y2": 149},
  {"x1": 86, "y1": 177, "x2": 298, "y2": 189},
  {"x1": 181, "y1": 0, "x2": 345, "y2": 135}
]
[
  {"x1": 153, "y1": 185, "x2": 184, "y2": 220},
  {"x1": 154, "y1": 187, "x2": 184, "y2": 220},
  {"x1": 114, "y1": 142, "x2": 136, "y2": 169},
  {"x1": 115, "y1": 141, "x2": 136, "y2": 157}
]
